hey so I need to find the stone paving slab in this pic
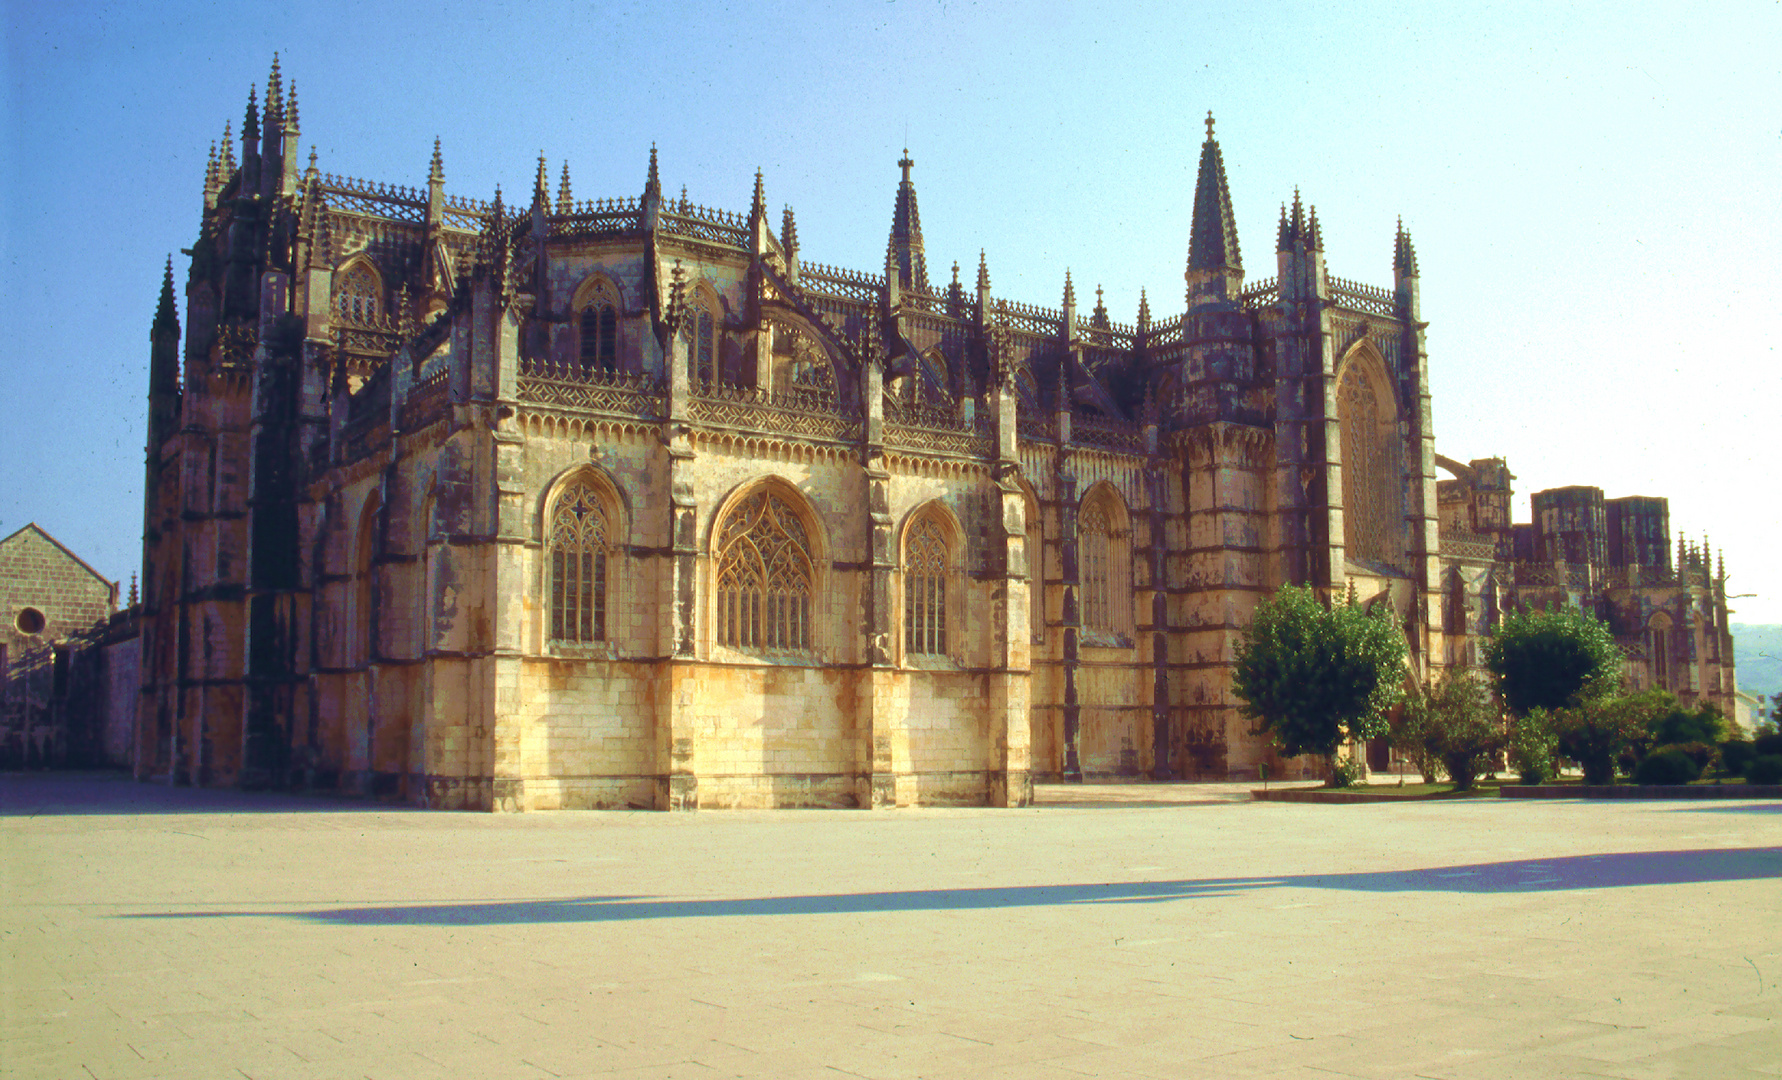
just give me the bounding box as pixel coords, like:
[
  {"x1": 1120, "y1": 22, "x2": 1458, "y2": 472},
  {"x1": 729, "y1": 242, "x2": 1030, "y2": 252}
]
[{"x1": 3, "y1": 772, "x2": 1780, "y2": 1079}]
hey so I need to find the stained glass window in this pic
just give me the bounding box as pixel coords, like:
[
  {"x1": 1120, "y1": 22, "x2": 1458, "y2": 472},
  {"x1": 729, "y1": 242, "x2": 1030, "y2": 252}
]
[
  {"x1": 716, "y1": 491, "x2": 813, "y2": 650},
  {"x1": 905, "y1": 516, "x2": 948, "y2": 655},
  {"x1": 335, "y1": 262, "x2": 382, "y2": 323},
  {"x1": 549, "y1": 480, "x2": 609, "y2": 643},
  {"x1": 1338, "y1": 362, "x2": 1397, "y2": 566}
]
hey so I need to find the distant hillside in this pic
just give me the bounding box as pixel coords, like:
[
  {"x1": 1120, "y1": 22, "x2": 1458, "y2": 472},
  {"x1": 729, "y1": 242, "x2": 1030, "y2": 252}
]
[{"x1": 1732, "y1": 624, "x2": 1782, "y2": 702}]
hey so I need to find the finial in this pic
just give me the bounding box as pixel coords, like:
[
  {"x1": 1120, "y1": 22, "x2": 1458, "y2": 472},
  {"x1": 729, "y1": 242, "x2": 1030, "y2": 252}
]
[
  {"x1": 243, "y1": 85, "x2": 259, "y2": 144},
  {"x1": 977, "y1": 249, "x2": 990, "y2": 293},
  {"x1": 1307, "y1": 205, "x2": 1323, "y2": 251},
  {"x1": 951, "y1": 261, "x2": 960, "y2": 286},
  {"x1": 558, "y1": 161, "x2": 572, "y2": 213},
  {"x1": 679, "y1": 185, "x2": 688, "y2": 212},
  {"x1": 781, "y1": 205, "x2": 798, "y2": 251},
  {"x1": 1204, "y1": 111, "x2": 1215, "y2": 141},
  {"x1": 899, "y1": 148, "x2": 914, "y2": 183},
  {"x1": 751, "y1": 168, "x2": 765, "y2": 216},
  {"x1": 647, "y1": 143, "x2": 660, "y2": 192},
  {"x1": 429, "y1": 137, "x2": 443, "y2": 183},
  {"x1": 205, "y1": 142, "x2": 218, "y2": 187},
  {"x1": 1063, "y1": 269, "x2": 1075, "y2": 308},
  {"x1": 1137, "y1": 287, "x2": 1151, "y2": 329},
  {"x1": 266, "y1": 54, "x2": 283, "y2": 122},
  {"x1": 156, "y1": 255, "x2": 178, "y2": 325},
  {"x1": 306, "y1": 146, "x2": 318, "y2": 178},
  {"x1": 127, "y1": 574, "x2": 138, "y2": 607},
  {"x1": 534, "y1": 151, "x2": 548, "y2": 200}
]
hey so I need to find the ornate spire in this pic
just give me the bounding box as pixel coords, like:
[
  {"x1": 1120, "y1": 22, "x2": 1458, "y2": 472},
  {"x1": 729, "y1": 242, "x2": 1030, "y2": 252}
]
[
  {"x1": 781, "y1": 205, "x2": 798, "y2": 253},
  {"x1": 1137, "y1": 288, "x2": 1151, "y2": 331},
  {"x1": 305, "y1": 146, "x2": 318, "y2": 180},
  {"x1": 1062, "y1": 269, "x2": 1076, "y2": 309},
  {"x1": 1276, "y1": 202, "x2": 1291, "y2": 252},
  {"x1": 976, "y1": 249, "x2": 990, "y2": 295},
  {"x1": 665, "y1": 259, "x2": 687, "y2": 332},
  {"x1": 646, "y1": 143, "x2": 661, "y2": 199},
  {"x1": 533, "y1": 152, "x2": 548, "y2": 205},
  {"x1": 1394, "y1": 216, "x2": 1419, "y2": 276},
  {"x1": 221, "y1": 120, "x2": 235, "y2": 174},
  {"x1": 1307, "y1": 205, "x2": 1323, "y2": 251},
  {"x1": 1187, "y1": 111, "x2": 1241, "y2": 273},
  {"x1": 751, "y1": 168, "x2": 765, "y2": 220},
  {"x1": 284, "y1": 81, "x2": 299, "y2": 132},
  {"x1": 154, "y1": 256, "x2": 178, "y2": 331},
  {"x1": 204, "y1": 142, "x2": 219, "y2": 191},
  {"x1": 428, "y1": 137, "x2": 444, "y2": 184},
  {"x1": 1092, "y1": 284, "x2": 1108, "y2": 326},
  {"x1": 127, "y1": 575, "x2": 138, "y2": 607},
  {"x1": 264, "y1": 54, "x2": 283, "y2": 127},
  {"x1": 887, "y1": 149, "x2": 929, "y2": 293},
  {"x1": 557, "y1": 161, "x2": 572, "y2": 214},
  {"x1": 243, "y1": 85, "x2": 260, "y2": 146}
]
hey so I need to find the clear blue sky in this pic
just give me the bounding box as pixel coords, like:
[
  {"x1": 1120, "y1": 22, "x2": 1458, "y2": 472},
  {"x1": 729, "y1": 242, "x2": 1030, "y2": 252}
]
[{"x1": 3, "y1": 1, "x2": 1779, "y2": 622}]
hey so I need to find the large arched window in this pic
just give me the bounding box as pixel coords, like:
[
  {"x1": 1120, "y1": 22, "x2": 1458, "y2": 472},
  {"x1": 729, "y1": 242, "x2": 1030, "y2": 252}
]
[
  {"x1": 683, "y1": 293, "x2": 717, "y2": 386},
  {"x1": 335, "y1": 261, "x2": 383, "y2": 323},
  {"x1": 716, "y1": 490, "x2": 814, "y2": 651},
  {"x1": 1337, "y1": 351, "x2": 1401, "y2": 567},
  {"x1": 904, "y1": 513, "x2": 949, "y2": 656},
  {"x1": 548, "y1": 479, "x2": 613, "y2": 643},
  {"x1": 1078, "y1": 485, "x2": 1131, "y2": 643}
]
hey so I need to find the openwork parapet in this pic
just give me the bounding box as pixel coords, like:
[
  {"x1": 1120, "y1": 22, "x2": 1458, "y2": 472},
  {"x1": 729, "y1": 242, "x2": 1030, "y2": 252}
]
[
  {"x1": 688, "y1": 382, "x2": 860, "y2": 443},
  {"x1": 517, "y1": 362, "x2": 663, "y2": 418},
  {"x1": 1328, "y1": 276, "x2": 1398, "y2": 317},
  {"x1": 883, "y1": 396, "x2": 993, "y2": 458},
  {"x1": 401, "y1": 369, "x2": 451, "y2": 430},
  {"x1": 1072, "y1": 413, "x2": 1146, "y2": 454}
]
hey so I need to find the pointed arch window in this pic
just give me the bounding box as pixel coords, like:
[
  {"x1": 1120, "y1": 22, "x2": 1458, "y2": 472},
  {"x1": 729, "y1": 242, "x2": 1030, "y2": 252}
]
[
  {"x1": 1338, "y1": 358, "x2": 1401, "y2": 567},
  {"x1": 1078, "y1": 488, "x2": 1132, "y2": 644},
  {"x1": 335, "y1": 262, "x2": 382, "y2": 324},
  {"x1": 549, "y1": 480, "x2": 612, "y2": 643},
  {"x1": 904, "y1": 516, "x2": 948, "y2": 656},
  {"x1": 716, "y1": 491, "x2": 813, "y2": 651},
  {"x1": 683, "y1": 299, "x2": 716, "y2": 386},
  {"x1": 579, "y1": 306, "x2": 617, "y2": 373}
]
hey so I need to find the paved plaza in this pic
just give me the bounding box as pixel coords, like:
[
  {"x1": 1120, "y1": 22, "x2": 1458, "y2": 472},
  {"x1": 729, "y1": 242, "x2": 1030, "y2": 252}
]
[{"x1": 4, "y1": 774, "x2": 1779, "y2": 1079}]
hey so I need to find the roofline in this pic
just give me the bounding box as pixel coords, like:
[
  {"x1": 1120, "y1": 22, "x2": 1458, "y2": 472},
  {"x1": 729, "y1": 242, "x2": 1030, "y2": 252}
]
[{"x1": 0, "y1": 522, "x2": 118, "y2": 594}]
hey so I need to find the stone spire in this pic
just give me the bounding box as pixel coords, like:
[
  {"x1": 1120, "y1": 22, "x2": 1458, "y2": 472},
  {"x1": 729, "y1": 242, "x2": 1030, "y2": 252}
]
[
  {"x1": 1185, "y1": 111, "x2": 1242, "y2": 309},
  {"x1": 148, "y1": 257, "x2": 182, "y2": 446},
  {"x1": 557, "y1": 161, "x2": 572, "y2": 214},
  {"x1": 887, "y1": 149, "x2": 930, "y2": 293},
  {"x1": 1137, "y1": 288, "x2": 1151, "y2": 332},
  {"x1": 1394, "y1": 216, "x2": 1419, "y2": 276},
  {"x1": 284, "y1": 81, "x2": 299, "y2": 134},
  {"x1": 264, "y1": 54, "x2": 283, "y2": 129},
  {"x1": 751, "y1": 168, "x2": 766, "y2": 221},
  {"x1": 1092, "y1": 284, "x2": 1109, "y2": 328},
  {"x1": 242, "y1": 85, "x2": 260, "y2": 148},
  {"x1": 781, "y1": 205, "x2": 798, "y2": 254},
  {"x1": 429, "y1": 137, "x2": 444, "y2": 184},
  {"x1": 533, "y1": 152, "x2": 549, "y2": 207},
  {"x1": 1061, "y1": 270, "x2": 1077, "y2": 338}
]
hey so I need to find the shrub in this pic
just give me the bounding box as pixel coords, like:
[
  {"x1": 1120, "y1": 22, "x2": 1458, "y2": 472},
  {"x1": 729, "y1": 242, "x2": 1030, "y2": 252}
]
[
  {"x1": 1754, "y1": 733, "x2": 1782, "y2": 759},
  {"x1": 1401, "y1": 670, "x2": 1504, "y2": 790},
  {"x1": 1551, "y1": 696, "x2": 1649, "y2": 785},
  {"x1": 1397, "y1": 695, "x2": 1447, "y2": 784},
  {"x1": 1653, "y1": 704, "x2": 1728, "y2": 747},
  {"x1": 1508, "y1": 708, "x2": 1559, "y2": 784},
  {"x1": 1329, "y1": 755, "x2": 1370, "y2": 788},
  {"x1": 1720, "y1": 739, "x2": 1756, "y2": 777},
  {"x1": 1747, "y1": 755, "x2": 1782, "y2": 786},
  {"x1": 1666, "y1": 741, "x2": 1718, "y2": 774},
  {"x1": 1634, "y1": 746, "x2": 1701, "y2": 785}
]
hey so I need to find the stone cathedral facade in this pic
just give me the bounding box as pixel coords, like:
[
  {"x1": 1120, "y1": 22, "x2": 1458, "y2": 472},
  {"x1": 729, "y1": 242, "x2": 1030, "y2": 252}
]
[{"x1": 136, "y1": 62, "x2": 1737, "y2": 810}]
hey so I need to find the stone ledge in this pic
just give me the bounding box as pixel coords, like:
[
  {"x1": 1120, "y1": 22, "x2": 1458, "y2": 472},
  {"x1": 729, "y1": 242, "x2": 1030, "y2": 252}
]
[
  {"x1": 1250, "y1": 787, "x2": 1481, "y2": 804},
  {"x1": 1500, "y1": 784, "x2": 1782, "y2": 799}
]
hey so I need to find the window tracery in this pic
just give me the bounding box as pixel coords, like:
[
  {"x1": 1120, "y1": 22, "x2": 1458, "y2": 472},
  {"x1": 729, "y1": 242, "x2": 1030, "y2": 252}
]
[
  {"x1": 549, "y1": 479, "x2": 611, "y2": 643},
  {"x1": 904, "y1": 516, "x2": 948, "y2": 656},
  {"x1": 716, "y1": 491, "x2": 813, "y2": 651},
  {"x1": 1080, "y1": 507, "x2": 1112, "y2": 634},
  {"x1": 335, "y1": 262, "x2": 382, "y2": 323},
  {"x1": 1338, "y1": 359, "x2": 1399, "y2": 567},
  {"x1": 683, "y1": 297, "x2": 716, "y2": 386}
]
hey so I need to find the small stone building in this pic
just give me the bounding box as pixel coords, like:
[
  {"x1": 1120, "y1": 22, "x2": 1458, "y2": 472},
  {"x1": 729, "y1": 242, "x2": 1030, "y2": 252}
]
[{"x1": 0, "y1": 523, "x2": 127, "y2": 767}]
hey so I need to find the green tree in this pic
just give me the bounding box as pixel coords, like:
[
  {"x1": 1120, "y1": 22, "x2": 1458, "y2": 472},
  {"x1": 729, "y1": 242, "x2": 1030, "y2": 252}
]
[
  {"x1": 1482, "y1": 605, "x2": 1623, "y2": 717},
  {"x1": 1551, "y1": 693, "x2": 1658, "y2": 784},
  {"x1": 1401, "y1": 669, "x2": 1504, "y2": 790},
  {"x1": 1232, "y1": 585, "x2": 1407, "y2": 783}
]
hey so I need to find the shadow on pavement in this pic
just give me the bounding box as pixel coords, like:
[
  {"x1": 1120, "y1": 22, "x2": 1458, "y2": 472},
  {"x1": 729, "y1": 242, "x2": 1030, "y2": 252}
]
[
  {"x1": 125, "y1": 846, "x2": 1782, "y2": 926},
  {"x1": 0, "y1": 772, "x2": 412, "y2": 816}
]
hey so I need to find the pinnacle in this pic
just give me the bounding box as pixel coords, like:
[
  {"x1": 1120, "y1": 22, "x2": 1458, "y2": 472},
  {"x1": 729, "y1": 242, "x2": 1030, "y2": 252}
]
[
  {"x1": 155, "y1": 256, "x2": 178, "y2": 326},
  {"x1": 976, "y1": 250, "x2": 990, "y2": 293},
  {"x1": 243, "y1": 85, "x2": 259, "y2": 144},
  {"x1": 429, "y1": 137, "x2": 444, "y2": 184},
  {"x1": 1062, "y1": 269, "x2": 1076, "y2": 309},
  {"x1": 647, "y1": 143, "x2": 660, "y2": 192},
  {"x1": 1137, "y1": 288, "x2": 1151, "y2": 328},
  {"x1": 285, "y1": 81, "x2": 299, "y2": 130},
  {"x1": 1187, "y1": 112, "x2": 1241, "y2": 273},
  {"x1": 558, "y1": 161, "x2": 572, "y2": 213},
  {"x1": 781, "y1": 205, "x2": 798, "y2": 252},
  {"x1": 265, "y1": 54, "x2": 283, "y2": 124},
  {"x1": 534, "y1": 152, "x2": 549, "y2": 202},
  {"x1": 1393, "y1": 216, "x2": 1419, "y2": 276}
]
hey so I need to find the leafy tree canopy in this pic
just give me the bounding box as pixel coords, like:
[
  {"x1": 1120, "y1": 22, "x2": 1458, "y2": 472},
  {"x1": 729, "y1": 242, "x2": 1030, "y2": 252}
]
[
  {"x1": 1482, "y1": 605, "x2": 1623, "y2": 717},
  {"x1": 1232, "y1": 584, "x2": 1408, "y2": 760}
]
